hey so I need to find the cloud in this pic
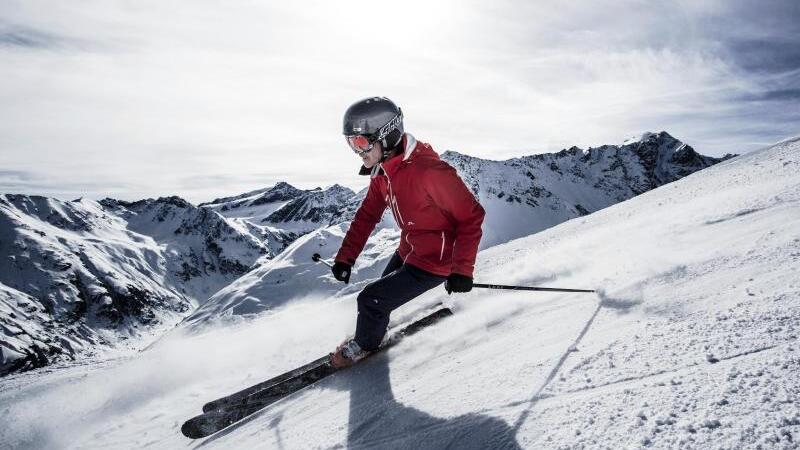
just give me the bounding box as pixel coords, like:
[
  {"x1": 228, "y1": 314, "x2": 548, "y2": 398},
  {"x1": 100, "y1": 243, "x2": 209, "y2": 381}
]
[
  {"x1": 728, "y1": 39, "x2": 800, "y2": 74},
  {"x1": 737, "y1": 88, "x2": 800, "y2": 102},
  {"x1": 0, "y1": 0, "x2": 797, "y2": 202},
  {"x1": 0, "y1": 169, "x2": 34, "y2": 181},
  {"x1": 0, "y1": 169, "x2": 139, "y2": 200},
  {"x1": 0, "y1": 25, "x2": 60, "y2": 49}
]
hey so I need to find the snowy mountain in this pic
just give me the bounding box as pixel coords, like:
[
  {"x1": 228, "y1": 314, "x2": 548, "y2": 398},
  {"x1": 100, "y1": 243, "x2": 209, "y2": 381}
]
[
  {"x1": 202, "y1": 182, "x2": 358, "y2": 230},
  {"x1": 182, "y1": 132, "x2": 732, "y2": 327},
  {"x1": 443, "y1": 131, "x2": 733, "y2": 248},
  {"x1": 98, "y1": 196, "x2": 269, "y2": 295},
  {"x1": 202, "y1": 182, "x2": 359, "y2": 253},
  {"x1": 0, "y1": 132, "x2": 730, "y2": 375},
  {"x1": 201, "y1": 182, "x2": 306, "y2": 224},
  {"x1": 1, "y1": 137, "x2": 795, "y2": 449},
  {"x1": 0, "y1": 195, "x2": 268, "y2": 376},
  {"x1": 260, "y1": 184, "x2": 356, "y2": 232}
]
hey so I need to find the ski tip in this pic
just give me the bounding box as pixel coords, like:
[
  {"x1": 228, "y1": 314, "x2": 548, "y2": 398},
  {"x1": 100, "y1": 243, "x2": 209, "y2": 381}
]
[
  {"x1": 181, "y1": 418, "x2": 206, "y2": 439},
  {"x1": 181, "y1": 412, "x2": 231, "y2": 439}
]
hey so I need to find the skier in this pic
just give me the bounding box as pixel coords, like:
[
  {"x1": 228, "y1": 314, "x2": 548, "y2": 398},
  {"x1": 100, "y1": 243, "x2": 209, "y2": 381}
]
[{"x1": 329, "y1": 97, "x2": 485, "y2": 368}]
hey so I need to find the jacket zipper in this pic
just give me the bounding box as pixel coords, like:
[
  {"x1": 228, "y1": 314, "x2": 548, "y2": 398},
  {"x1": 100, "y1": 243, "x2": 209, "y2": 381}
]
[
  {"x1": 384, "y1": 168, "x2": 403, "y2": 226},
  {"x1": 386, "y1": 176, "x2": 405, "y2": 225},
  {"x1": 439, "y1": 231, "x2": 445, "y2": 260},
  {"x1": 384, "y1": 167, "x2": 413, "y2": 263}
]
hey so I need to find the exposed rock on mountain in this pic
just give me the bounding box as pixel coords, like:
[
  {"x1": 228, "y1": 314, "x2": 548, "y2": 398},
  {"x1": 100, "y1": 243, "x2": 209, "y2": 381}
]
[
  {"x1": 262, "y1": 184, "x2": 356, "y2": 230},
  {"x1": 442, "y1": 131, "x2": 734, "y2": 247},
  {"x1": 0, "y1": 195, "x2": 267, "y2": 376}
]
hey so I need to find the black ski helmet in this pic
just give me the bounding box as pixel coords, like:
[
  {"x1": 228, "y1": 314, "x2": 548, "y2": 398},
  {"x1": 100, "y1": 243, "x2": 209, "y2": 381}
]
[{"x1": 342, "y1": 97, "x2": 404, "y2": 154}]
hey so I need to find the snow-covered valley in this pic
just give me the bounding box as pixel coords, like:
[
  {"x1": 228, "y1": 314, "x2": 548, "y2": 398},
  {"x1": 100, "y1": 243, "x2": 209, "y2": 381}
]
[{"x1": 0, "y1": 136, "x2": 797, "y2": 449}]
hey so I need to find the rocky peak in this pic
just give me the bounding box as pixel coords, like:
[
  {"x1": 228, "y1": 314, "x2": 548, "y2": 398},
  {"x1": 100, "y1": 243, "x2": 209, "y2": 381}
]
[
  {"x1": 249, "y1": 182, "x2": 304, "y2": 206},
  {"x1": 2, "y1": 194, "x2": 96, "y2": 232},
  {"x1": 263, "y1": 184, "x2": 355, "y2": 227},
  {"x1": 622, "y1": 131, "x2": 734, "y2": 186}
]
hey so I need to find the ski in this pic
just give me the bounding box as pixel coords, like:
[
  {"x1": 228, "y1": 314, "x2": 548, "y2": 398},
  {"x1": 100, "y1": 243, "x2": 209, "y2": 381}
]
[
  {"x1": 200, "y1": 302, "x2": 446, "y2": 414},
  {"x1": 181, "y1": 306, "x2": 453, "y2": 439},
  {"x1": 201, "y1": 354, "x2": 330, "y2": 414}
]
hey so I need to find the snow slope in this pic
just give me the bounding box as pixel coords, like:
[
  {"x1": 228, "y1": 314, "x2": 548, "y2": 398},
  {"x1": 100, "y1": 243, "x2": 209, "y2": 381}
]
[
  {"x1": 180, "y1": 209, "x2": 401, "y2": 329},
  {"x1": 181, "y1": 219, "x2": 401, "y2": 329},
  {"x1": 1, "y1": 137, "x2": 796, "y2": 449}
]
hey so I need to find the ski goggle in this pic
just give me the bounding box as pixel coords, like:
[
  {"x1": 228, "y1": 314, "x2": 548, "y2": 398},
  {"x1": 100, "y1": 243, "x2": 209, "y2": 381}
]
[
  {"x1": 344, "y1": 110, "x2": 403, "y2": 157},
  {"x1": 345, "y1": 135, "x2": 376, "y2": 156}
]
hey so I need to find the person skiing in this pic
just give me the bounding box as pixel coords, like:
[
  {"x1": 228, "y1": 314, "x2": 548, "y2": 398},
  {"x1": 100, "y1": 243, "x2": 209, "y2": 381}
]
[{"x1": 329, "y1": 97, "x2": 485, "y2": 369}]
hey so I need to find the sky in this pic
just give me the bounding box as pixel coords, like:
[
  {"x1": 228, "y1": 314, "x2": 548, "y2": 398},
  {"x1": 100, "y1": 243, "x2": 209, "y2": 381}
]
[{"x1": 0, "y1": 0, "x2": 798, "y2": 203}]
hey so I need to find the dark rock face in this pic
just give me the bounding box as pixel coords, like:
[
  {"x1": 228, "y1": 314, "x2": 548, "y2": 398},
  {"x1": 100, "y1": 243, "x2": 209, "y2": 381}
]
[
  {"x1": 263, "y1": 184, "x2": 355, "y2": 225},
  {"x1": 626, "y1": 131, "x2": 734, "y2": 189}
]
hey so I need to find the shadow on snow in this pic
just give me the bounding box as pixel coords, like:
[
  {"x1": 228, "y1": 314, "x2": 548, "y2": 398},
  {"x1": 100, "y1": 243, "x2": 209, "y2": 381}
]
[{"x1": 337, "y1": 352, "x2": 522, "y2": 450}]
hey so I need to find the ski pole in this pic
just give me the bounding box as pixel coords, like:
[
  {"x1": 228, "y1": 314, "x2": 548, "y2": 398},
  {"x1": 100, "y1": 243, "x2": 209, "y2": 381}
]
[
  {"x1": 313, "y1": 254, "x2": 593, "y2": 293},
  {"x1": 311, "y1": 253, "x2": 333, "y2": 268},
  {"x1": 311, "y1": 253, "x2": 594, "y2": 292},
  {"x1": 473, "y1": 283, "x2": 595, "y2": 293}
]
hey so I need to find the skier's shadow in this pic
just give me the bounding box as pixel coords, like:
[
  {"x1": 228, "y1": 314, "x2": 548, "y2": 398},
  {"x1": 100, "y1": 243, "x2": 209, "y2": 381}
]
[{"x1": 336, "y1": 352, "x2": 522, "y2": 450}]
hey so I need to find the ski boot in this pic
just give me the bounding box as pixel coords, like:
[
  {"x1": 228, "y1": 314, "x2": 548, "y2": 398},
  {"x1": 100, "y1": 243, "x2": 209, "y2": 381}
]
[{"x1": 329, "y1": 339, "x2": 370, "y2": 369}]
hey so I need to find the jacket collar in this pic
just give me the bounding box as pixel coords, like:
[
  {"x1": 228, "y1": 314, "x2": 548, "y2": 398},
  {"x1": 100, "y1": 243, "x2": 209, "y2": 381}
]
[
  {"x1": 358, "y1": 133, "x2": 417, "y2": 177},
  {"x1": 377, "y1": 133, "x2": 417, "y2": 177}
]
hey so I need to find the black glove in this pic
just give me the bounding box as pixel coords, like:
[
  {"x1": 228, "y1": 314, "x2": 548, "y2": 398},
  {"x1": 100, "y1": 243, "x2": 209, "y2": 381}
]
[
  {"x1": 445, "y1": 273, "x2": 473, "y2": 294},
  {"x1": 332, "y1": 261, "x2": 352, "y2": 284}
]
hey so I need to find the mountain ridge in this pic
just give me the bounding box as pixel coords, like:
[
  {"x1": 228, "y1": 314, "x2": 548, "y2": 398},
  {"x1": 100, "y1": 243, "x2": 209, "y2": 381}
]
[
  {"x1": 0, "y1": 131, "x2": 735, "y2": 375},
  {"x1": 180, "y1": 131, "x2": 735, "y2": 329}
]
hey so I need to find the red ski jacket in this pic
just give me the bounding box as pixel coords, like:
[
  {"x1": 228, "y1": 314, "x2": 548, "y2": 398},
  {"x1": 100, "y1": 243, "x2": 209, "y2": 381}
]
[{"x1": 336, "y1": 134, "x2": 485, "y2": 277}]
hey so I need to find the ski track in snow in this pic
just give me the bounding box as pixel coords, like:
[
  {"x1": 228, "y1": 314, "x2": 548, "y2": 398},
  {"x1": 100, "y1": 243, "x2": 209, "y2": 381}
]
[{"x1": 1, "y1": 138, "x2": 799, "y2": 449}]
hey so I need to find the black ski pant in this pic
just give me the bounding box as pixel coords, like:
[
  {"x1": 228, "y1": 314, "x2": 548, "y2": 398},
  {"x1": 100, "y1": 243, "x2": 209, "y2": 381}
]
[{"x1": 354, "y1": 252, "x2": 446, "y2": 351}]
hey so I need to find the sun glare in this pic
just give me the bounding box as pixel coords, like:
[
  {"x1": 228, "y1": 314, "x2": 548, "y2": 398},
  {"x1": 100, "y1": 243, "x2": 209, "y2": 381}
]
[{"x1": 300, "y1": 0, "x2": 463, "y2": 55}]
